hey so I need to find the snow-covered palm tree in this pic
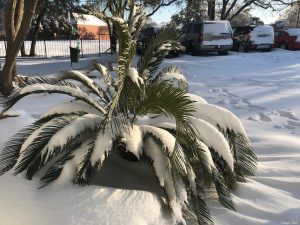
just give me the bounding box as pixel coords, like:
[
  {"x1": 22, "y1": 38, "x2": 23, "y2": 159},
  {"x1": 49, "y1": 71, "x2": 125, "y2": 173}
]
[{"x1": 0, "y1": 1, "x2": 257, "y2": 224}]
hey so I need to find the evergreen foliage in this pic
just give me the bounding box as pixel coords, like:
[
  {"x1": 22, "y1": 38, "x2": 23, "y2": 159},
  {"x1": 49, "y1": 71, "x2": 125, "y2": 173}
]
[{"x1": 0, "y1": 1, "x2": 257, "y2": 224}]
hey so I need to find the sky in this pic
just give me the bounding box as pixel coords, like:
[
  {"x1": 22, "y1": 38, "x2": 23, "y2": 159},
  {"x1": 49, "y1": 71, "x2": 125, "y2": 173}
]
[{"x1": 149, "y1": 3, "x2": 282, "y2": 25}]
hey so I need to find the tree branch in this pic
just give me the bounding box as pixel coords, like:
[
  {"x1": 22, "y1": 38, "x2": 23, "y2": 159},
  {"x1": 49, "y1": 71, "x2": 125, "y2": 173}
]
[{"x1": 146, "y1": 0, "x2": 178, "y2": 18}]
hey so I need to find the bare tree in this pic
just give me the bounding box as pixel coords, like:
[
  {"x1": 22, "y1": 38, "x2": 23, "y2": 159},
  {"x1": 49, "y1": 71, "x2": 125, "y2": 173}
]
[
  {"x1": 0, "y1": 0, "x2": 38, "y2": 95},
  {"x1": 280, "y1": 2, "x2": 300, "y2": 27},
  {"x1": 219, "y1": 0, "x2": 300, "y2": 21}
]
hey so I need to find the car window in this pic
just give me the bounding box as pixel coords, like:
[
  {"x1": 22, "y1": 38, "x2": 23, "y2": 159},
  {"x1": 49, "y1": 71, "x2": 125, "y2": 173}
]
[
  {"x1": 193, "y1": 23, "x2": 201, "y2": 33},
  {"x1": 186, "y1": 24, "x2": 193, "y2": 34}
]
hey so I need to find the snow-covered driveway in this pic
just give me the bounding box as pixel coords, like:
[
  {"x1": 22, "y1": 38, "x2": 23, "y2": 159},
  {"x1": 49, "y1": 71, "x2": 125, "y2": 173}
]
[{"x1": 0, "y1": 49, "x2": 300, "y2": 225}]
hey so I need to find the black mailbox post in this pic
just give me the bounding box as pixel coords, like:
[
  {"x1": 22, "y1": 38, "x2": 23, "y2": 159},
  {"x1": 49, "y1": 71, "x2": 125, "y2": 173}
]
[{"x1": 70, "y1": 47, "x2": 80, "y2": 66}]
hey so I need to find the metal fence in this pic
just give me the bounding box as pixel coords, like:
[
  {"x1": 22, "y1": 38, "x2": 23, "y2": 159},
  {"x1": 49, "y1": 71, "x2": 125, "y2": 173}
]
[{"x1": 0, "y1": 34, "x2": 111, "y2": 59}]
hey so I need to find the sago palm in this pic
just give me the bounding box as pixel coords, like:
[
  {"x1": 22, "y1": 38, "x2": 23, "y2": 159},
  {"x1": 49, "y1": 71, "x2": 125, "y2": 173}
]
[{"x1": 0, "y1": 1, "x2": 257, "y2": 224}]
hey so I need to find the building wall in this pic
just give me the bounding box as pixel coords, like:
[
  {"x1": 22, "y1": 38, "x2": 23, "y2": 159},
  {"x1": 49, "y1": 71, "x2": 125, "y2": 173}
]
[{"x1": 77, "y1": 24, "x2": 109, "y2": 40}]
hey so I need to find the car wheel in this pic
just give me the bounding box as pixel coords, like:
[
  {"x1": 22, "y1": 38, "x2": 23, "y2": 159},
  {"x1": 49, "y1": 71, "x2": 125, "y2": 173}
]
[
  {"x1": 186, "y1": 44, "x2": 197, "y2": 56},
  {"x1": 279, "y1": 42, "x2": 288, "y2": 50},
  {"x1": 218, "y1": 50, "x2": 228, "y2": 55}
]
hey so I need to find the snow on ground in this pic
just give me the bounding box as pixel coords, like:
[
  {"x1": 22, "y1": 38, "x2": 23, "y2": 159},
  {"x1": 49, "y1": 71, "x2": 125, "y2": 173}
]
[{"x1": 1, "y1": 49, "x2": 300, "y2": 225}]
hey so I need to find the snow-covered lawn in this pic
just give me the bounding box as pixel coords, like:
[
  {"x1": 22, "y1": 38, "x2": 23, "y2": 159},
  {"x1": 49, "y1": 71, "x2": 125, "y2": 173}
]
[{"x1": 1, "y1": 49, "x2": 300, "y2": 225}]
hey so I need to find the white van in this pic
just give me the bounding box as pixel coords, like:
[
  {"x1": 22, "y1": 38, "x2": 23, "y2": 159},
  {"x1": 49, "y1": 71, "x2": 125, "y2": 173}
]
[
  {"x1": 232, "y1": 25, "x2": 274, "y2": 52},
  {"x1": 250, "y1": 25, "x2": 274, "y2": 50},
  {"x1": 182, "y1": 21, "x2": 233, "y2": 55}
]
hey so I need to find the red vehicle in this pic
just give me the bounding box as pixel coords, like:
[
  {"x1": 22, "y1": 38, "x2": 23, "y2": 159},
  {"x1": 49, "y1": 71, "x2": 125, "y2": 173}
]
[{"x1": 274, "y1": 29, "x2": 300, "y2": 50}]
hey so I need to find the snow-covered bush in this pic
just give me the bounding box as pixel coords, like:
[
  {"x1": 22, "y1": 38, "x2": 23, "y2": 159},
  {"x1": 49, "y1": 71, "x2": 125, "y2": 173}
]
[{"x1": 0, "y1": 1, "x2": 257, "y2": 224}]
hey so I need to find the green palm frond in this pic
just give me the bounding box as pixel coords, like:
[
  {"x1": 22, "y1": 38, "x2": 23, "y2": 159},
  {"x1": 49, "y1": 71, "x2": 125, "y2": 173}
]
[
  {"x1": 135, "y1": 82, "x2": 195, "y2": 120},
  {"x1": 185, "y1": 183, "x2": 214, "y2": 225},
  {"x1": 225, "y1": 128, "x2": 257, "y2": 179},
  {"x1": 137, "y1": 24, "x2": 184, "y2": 80},
  {"x1": 38, "y1": 150, "x2": 75, "y2": 188},
  {"x1": 0, "y1": 123, "x2": 42, "y2": 175},
  {"x1": 1, "y1": 84, "x2": 106, "y2": 114},
  {"x1": 212, "y1": 168, "x2": 235, "y2": 211},
  {"x1": 73, "y1": 139, "x2": 99, "y2": 186}
]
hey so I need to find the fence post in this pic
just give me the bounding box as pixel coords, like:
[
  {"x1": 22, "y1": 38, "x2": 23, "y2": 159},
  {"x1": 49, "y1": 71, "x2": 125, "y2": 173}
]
[
  {"x1": 44, "y1": 38, "x2": 47, "y2": 58},
  {"x1": 99, "y1": 34, "x2": 101, "y2": 56},
  {"x1": 4, "y1": 37, "x2": 7, "y2": 53},
  {"x1": 80, "y1": 38, "x2": 83, "y2": 58}
]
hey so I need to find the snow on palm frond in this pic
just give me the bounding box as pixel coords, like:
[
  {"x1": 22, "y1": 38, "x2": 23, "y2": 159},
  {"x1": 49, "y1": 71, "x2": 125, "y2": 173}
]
[
  {"x1": 155, "y1": 66, "x2": 188, "y2": 91},
  {"x1": 188, "y1": 117, "x2": 234, "y2": 170},
  {"x1": 91, "y1": 62, "x2": 114, "y2": 87},
  {"x1": 0, "y1": 84, "x2": 106, "y2": 114},
  {"x1": 13, "y1": 114, "x2": 82, "y2": 176},
  {"x1": 128, "y1": 3, "x2": 147, "y2": 39},
  {"x1": 137, "y1": 25, "x2": 184, "y2": 80},
  {"x1": 128, "y1": 67, "x2": 144, "y2": 90},
  {"x1": 40, "y1": 101, "x2": 103, "y2": 120},
  {"x1": 21, "y1": 70, "x2": 107, "y2": 102},
  {"x1": 192, "y1": 102, "x2": 257, "y2": 179},
  {"x1": 185, "y1": 93, "x2": 208, "y2": 104}
]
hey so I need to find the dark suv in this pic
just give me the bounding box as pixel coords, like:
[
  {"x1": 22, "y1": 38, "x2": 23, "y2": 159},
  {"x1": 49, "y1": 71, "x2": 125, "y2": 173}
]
[
  {"x1": 136, "y1": 27, "x2": 160, "y2": 55},
  {"x1": 182, "y1": 21, "x2": 233, "y2": 55}
]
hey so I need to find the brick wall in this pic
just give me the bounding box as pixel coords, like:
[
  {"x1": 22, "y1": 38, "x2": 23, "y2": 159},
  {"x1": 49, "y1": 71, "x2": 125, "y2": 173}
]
[{"x1": 77, "y1": 25, "x2": 110, "y2": 40}]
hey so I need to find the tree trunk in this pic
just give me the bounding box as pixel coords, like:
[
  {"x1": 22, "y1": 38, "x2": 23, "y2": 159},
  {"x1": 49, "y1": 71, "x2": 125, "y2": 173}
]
[
  {"x1": 21, "y1": 42, "x2": 27, "y2": 56},
  {"x1": 111, "y1": 28, "x2": 117, "y2": 53},
  {"x1": 0, "y1": 0, "x2": 38, "y2": 96},
  {"x1": 207, "y1": 0, "x2": 215, "y2": 20},
  {"x1": 30, "y1": 8, "x2": 46, "y2": 56}
]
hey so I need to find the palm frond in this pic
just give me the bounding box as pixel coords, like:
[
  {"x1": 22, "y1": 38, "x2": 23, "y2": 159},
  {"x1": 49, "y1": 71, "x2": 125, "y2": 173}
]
[
  {"x1": 135, "y1": 82, "x2": 195, "y2": 121},
  {"x1": 212, "y1": 168, "x2": 235, "y2": 211},
  {"x1": 38, "y1": 150, "x2": 75, "y2": 188},
  {"x1": 192, "y1": 103, "x2": 257, "y2": 179},
  {"x1": 155, "y1": 65, "x2": 188, "y2": 91},
  {"x1": 40, "y1": 101, "x2": 102, "y2": 121},
  {"x1": 137, "y1": 24, "x2": 184, "y2": 80},
  {"x1": 1, "y1": 84, "x2": 106, "y2": 114},
  {"x1": 91, "y1": 62, "x2": 115, "y2": 88},
  {"x1": 184, "y1": 184, "x2": 214, "y2": 225},
  {"x1": 25, "y1": 114, "x2": 104, "y2": 180},
  {"x1": 128, "y1": 4, "x2": 147, "y2": 40},
  {"x1": 21, "y1": 71, "x2": 106, "y2": 102},
  {"x1": 0, "y1": 123, "x2": 41, "y2": 175},
  {"x1": 14, "y1": 115, "x2": 80, "y2": 176},
  {"x1": 74, "y1": 127, "x2": 114, "y2": 186},
  {"x1": 225, "y1": 129, "x2": 257, "y2": 179}
]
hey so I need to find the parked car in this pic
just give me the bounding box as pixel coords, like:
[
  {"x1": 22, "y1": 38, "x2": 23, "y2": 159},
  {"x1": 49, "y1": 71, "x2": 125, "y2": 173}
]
[
  {"x1": 182, "y1": 21, "x2": 233, "y2": 56},
  {"x1": 232, "y1": 25, "x2": 274, "y2": 52},
  {"x1": 274, "y1": 29, "x2": 300, "y2": 50}
]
